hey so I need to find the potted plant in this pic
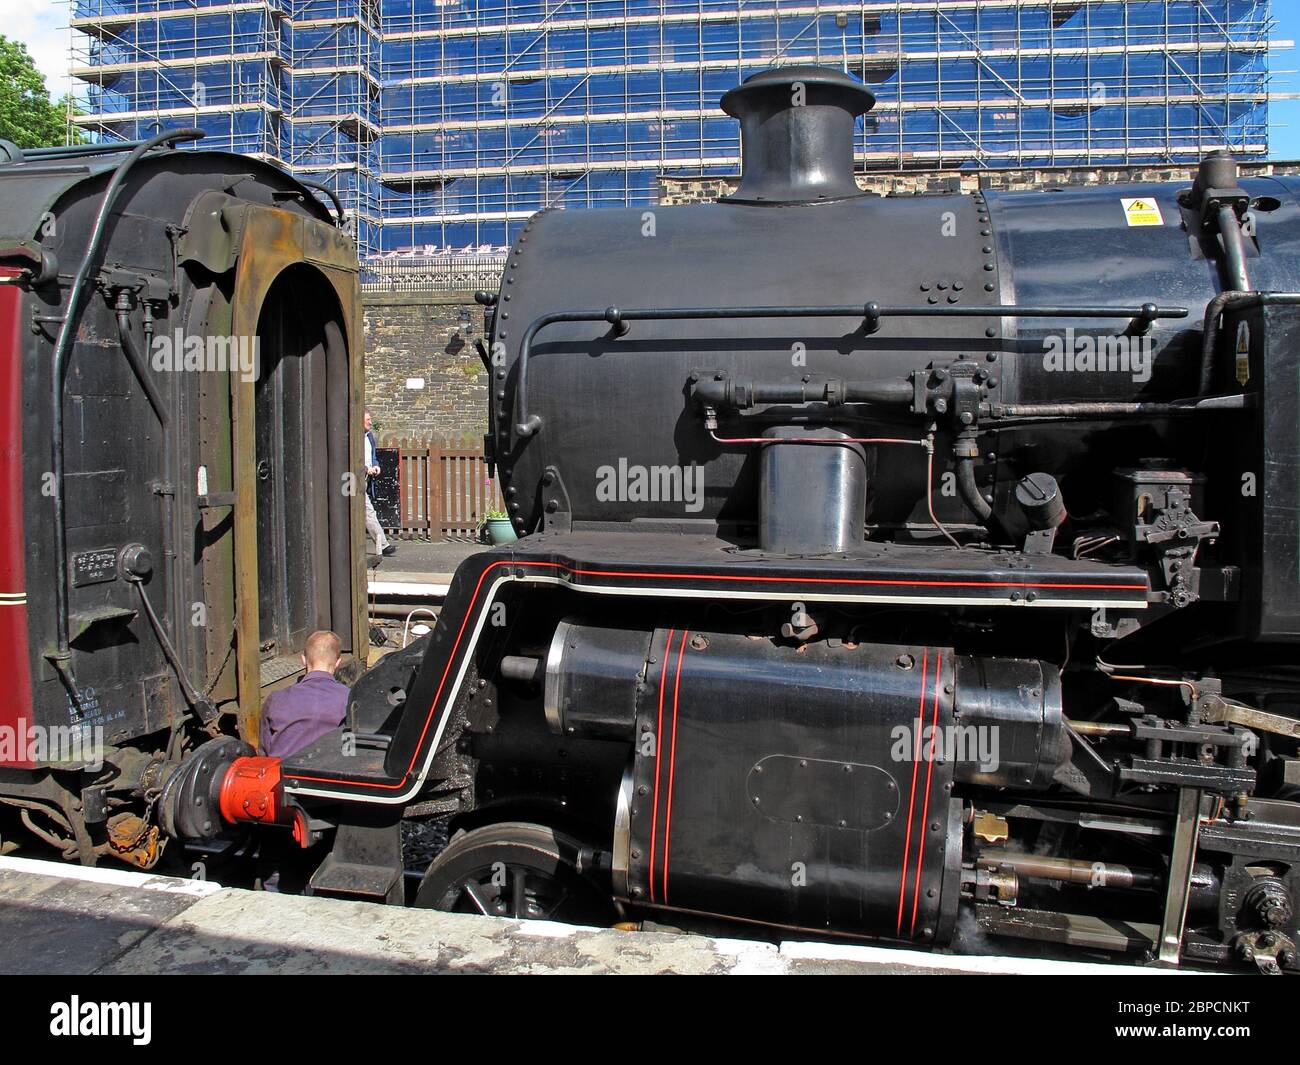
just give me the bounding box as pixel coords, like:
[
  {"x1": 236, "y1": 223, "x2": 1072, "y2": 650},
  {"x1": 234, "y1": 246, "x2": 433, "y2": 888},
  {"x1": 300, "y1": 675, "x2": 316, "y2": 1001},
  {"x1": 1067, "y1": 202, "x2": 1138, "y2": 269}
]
[{"x1": 483, "y1": 507, "x2": 517, "y2": 545}]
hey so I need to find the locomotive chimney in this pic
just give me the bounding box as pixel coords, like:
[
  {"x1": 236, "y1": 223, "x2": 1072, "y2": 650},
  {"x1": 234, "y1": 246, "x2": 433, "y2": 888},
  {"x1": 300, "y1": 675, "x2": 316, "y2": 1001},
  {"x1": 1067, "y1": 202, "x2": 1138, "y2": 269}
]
[{"x1": 720, "y1": 65, "x2": 875, "y2": 204}]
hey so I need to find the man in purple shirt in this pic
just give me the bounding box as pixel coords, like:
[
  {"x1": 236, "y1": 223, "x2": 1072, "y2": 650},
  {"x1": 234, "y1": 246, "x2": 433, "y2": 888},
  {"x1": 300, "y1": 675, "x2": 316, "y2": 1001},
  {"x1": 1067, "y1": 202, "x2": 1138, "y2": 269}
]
[{"x1": 259, "y1": 630, "x2": 350, "y2": 758}]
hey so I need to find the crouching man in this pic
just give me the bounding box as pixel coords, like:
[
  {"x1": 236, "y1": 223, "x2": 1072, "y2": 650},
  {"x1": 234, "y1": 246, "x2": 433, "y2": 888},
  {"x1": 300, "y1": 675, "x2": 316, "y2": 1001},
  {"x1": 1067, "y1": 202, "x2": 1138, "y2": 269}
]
[{"x1": 259, "y1": 630, "x2": 349, "y2": 758}]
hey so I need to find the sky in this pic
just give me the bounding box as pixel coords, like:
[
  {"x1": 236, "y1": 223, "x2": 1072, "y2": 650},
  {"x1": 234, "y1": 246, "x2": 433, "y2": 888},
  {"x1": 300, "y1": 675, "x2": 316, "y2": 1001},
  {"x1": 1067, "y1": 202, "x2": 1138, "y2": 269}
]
[
  {"x1": 7, "y1": 1, "x2": 1300, "y2": 159},
  {"x1": 1271, "y1": 2, "x2": 1300, "y2": 158},
  {"x1": 10, "y1": 5, "x2": 72, "y2": 102}
]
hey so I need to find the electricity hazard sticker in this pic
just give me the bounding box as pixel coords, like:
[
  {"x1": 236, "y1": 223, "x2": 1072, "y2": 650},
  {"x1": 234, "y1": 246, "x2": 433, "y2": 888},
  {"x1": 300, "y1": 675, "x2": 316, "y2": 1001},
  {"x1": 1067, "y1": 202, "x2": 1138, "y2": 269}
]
[
  {"x1": 1121, "y1": 197, "x2": 1164, "y2": 226},
  {"x1": 1235, "y1": 320, "x2": 1251, "y2": 387}
]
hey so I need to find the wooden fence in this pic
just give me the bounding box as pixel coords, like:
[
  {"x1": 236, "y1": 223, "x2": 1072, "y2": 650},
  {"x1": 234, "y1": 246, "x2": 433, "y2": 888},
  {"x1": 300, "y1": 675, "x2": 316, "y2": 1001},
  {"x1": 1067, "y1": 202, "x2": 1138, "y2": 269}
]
[{"x1": 379, "y1": 438, "x2": 502, "y2": 539}]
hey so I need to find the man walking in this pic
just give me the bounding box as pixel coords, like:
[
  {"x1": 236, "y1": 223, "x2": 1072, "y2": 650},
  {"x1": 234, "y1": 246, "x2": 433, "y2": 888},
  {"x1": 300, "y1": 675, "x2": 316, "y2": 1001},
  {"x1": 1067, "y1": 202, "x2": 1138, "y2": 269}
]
[{"x1": 364, "y1": 411, "x2": 395, "y2": 557}]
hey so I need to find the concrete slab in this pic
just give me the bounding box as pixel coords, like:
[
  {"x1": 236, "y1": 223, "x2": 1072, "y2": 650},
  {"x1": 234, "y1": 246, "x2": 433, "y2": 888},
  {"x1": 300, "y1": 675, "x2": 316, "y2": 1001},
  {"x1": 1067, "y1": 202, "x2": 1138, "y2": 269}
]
[
  {"x1": 0, "y1": 857, "x2": 218, "y2": 976},
  {"x1": 0, "y1": 857, "x2": 1182, "y2": 976}
]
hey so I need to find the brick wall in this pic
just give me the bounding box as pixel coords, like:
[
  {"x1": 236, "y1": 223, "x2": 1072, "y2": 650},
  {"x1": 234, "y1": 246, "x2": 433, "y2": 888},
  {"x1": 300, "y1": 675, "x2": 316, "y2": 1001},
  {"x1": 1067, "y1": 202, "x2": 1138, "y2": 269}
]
[{"x1": 362, "y1": 291, "x2": 487, "y2": 444}]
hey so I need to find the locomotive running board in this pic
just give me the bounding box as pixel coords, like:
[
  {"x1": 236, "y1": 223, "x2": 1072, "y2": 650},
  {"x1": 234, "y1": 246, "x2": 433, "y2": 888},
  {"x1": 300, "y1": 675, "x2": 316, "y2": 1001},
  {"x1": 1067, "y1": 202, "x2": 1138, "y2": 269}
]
[{"x1": 281, "y1": 533, "x2": 1149, "y2": 805}]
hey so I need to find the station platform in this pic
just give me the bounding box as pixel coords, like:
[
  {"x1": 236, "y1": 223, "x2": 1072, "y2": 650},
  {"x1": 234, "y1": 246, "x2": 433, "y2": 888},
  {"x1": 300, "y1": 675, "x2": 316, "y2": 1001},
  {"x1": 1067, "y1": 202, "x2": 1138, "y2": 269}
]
[
  {"x1": 367, "y1": 539, "x2": 486, "y2": 595},
  {"x1": 0, "y1": 856, "x2": 1177, "y2": 976}
]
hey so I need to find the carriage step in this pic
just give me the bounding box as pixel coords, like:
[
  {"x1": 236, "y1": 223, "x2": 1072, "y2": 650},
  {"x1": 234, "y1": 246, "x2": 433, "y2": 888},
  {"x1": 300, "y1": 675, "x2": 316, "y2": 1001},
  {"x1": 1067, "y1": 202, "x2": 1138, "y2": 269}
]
[
  {"x1": 309, "y1": 856, "x2": 403, "y2": 904},
  {"x1": 307, "y1": 810, "x2": 405, "y2": 905}
]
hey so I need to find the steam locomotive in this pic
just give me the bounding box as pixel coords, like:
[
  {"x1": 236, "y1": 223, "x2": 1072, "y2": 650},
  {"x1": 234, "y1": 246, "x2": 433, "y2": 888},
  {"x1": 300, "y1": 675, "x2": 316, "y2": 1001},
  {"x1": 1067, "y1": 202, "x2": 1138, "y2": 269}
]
[
  {"x1": 0, "y1": 134, "x2": 366, "y2": 869},
  {"x1": 9, "y1": 64, "x2": 1300, "y2": 973}
]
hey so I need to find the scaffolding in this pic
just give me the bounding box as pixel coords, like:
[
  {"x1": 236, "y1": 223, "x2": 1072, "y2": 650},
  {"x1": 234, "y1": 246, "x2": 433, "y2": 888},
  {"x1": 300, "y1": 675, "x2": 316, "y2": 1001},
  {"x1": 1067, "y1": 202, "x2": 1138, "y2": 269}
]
[
  {"x1": 70, "y1": 1, "x2": 1278, "y2": 258},
  {"x1": 69, "y1": 0, "x2": 383, "y2": 253}
]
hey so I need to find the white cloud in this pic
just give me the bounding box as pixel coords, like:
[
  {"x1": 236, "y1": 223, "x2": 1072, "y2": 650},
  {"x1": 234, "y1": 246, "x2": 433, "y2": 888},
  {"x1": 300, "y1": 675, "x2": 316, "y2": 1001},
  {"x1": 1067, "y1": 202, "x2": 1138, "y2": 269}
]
[{"x1": 7, "y1": 4, "x2": 73, "y2": 99}]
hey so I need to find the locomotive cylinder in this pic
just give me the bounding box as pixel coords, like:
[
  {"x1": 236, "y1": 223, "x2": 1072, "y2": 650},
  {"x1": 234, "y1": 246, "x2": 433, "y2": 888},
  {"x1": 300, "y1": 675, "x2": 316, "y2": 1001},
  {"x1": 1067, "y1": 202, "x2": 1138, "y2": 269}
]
[
  {"x1": 543, "y1": 620, "x2": 651, "y2": 742},
  {"x1": 543, "y1": 622, "x2": 1065, "y2": 790}
]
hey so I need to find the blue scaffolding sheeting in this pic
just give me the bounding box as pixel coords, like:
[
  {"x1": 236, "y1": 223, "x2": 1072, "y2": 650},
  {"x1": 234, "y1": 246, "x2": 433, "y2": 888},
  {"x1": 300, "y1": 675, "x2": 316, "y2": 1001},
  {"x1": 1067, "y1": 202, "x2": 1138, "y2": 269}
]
[{"x1": 69, "y1": 1, "x2": 1274, "y2": 257}]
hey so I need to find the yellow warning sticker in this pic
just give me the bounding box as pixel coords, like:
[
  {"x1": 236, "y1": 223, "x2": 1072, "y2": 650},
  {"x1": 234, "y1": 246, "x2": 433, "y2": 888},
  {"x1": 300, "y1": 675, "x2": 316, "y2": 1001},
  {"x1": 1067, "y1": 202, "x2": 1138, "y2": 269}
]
[
  {"x1": 1121, "y1": 197, "x2": 1165, "y2": 227},
  {"x1": 1235, "y1": 320, "x2": 1251, "y2": 387}
]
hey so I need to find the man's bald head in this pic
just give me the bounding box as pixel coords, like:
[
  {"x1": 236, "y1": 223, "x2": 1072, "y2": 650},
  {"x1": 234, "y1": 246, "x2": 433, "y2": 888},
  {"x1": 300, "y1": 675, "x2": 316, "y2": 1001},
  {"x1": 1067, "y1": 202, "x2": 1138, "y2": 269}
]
[{"x1": 302, "y1": 630, "x2": 343, "y2": 674}]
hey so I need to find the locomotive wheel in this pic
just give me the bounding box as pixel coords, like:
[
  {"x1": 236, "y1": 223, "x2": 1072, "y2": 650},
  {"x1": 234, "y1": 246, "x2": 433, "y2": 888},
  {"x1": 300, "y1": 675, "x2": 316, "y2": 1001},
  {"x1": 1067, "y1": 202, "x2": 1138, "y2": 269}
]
[{"x1": 413, "y1": 821, "x2": 617, "y2": 924}]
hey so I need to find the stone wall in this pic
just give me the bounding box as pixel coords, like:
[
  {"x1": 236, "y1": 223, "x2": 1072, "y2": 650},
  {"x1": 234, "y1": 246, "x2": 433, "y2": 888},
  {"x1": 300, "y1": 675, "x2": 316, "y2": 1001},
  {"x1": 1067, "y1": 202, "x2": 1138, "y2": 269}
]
[
  {"x1": 658, "y1": 159, "x2": 1300, "y2": 204},
  {"x1": 362, "y1": 291, "x2": 487, "y2": 444}
]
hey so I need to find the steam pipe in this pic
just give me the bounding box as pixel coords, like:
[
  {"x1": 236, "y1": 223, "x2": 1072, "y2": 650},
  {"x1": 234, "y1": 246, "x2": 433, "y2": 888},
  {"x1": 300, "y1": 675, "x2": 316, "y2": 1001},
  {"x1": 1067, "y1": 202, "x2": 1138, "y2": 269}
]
[
  {"x1": 114, "y1": 296, "x2": 169, "y2": 429},
  {"x1": 691, "y1": 376, "x2": 913, "y2": 410},
  {"x1": 1217, "y1": 204, "x2": 1252, "y2": 293},
  {"x1": 1198, "y1": 291, "x2": 1300, "y2": 395},
  {"x1": 954, "y1": 454, "x2": 992, "y2": 523},
  {"x1": 298, "y1": 178, "x2": 346, "y2": 226},
  {"x1": 988, "y1": 399, "x2": 1236, "y2": 418}
]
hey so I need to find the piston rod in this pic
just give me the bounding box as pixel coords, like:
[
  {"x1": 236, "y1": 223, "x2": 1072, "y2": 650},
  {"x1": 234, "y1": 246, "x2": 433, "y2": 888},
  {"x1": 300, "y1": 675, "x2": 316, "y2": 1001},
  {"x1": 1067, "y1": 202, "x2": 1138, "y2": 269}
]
[{"x1": 979, "y1": 852, "x2": 1161, "y2": 891}]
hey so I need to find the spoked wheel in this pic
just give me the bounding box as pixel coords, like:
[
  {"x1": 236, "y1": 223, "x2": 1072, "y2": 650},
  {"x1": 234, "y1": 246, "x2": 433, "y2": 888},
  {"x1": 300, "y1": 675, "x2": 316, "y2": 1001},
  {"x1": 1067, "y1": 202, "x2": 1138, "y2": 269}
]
[{"x1": 413, "y1": 821, "x2": 618, "y2": 925}]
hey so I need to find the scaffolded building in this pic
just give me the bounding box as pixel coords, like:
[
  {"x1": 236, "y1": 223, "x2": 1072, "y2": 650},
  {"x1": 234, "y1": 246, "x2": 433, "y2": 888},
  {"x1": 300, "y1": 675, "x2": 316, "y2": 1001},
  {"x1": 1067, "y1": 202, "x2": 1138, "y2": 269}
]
[{"x1": 70, "y1": 1, "x2": 1276, "y2": 257}]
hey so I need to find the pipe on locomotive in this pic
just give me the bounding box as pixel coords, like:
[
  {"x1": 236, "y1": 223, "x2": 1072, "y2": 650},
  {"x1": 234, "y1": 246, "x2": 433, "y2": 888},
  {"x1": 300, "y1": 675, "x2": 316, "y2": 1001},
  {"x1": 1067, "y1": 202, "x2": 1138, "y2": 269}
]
[
  {"x1": 1199, "y1": 291, "x2": 1300, "y2": 395},
  {"x1": 46, "y1": 127, "x2": 204, "y2": 696},
  {"x1": 1191, "y1": 150, "x2": 1254, "y2": 294},
  {"x1": 509, "y1": 303, "x2": 1188, "y2": 438}
]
